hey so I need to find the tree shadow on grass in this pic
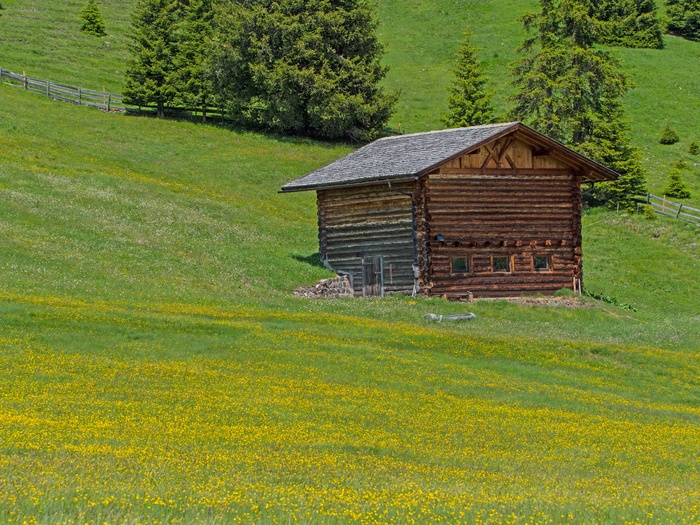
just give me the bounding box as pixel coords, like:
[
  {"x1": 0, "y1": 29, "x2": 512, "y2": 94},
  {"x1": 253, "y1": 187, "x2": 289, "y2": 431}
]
[{"x1": 291, "y1": 252, "x2": 326, "y2": 269}]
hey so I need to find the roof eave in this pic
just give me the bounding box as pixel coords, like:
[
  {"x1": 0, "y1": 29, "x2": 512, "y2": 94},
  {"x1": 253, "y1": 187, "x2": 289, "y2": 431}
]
[
  {"x1": 280, "y1": 174, "x2": 419, "y2": 193},
  {"x1": 514, "y1": 124, "x2": 619, "y2": 181}
]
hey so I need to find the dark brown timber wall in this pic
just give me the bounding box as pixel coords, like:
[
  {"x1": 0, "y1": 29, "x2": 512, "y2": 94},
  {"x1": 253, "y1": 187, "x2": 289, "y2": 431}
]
[
  {"x1": 422, "y1": 171, "x2": 583, "y2": 298},
  {"x1": 317, "y1": 182, "x2": 416, "y2": 295}
]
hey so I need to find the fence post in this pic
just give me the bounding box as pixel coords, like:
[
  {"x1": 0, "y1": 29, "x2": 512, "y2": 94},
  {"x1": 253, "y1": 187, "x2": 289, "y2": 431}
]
[
  {"x1": 47, "y1": 81, "x2": 51, "y2": 98},
  {"x1": 676, "y1": 204, "x2": 683, "y2": 219},
  {"x1": 24, "y1": 73, "x2": 28, "y2": 90},
  {"x1": 78, "y1": 87, "x2": 82, "y2": 106},
  {"x1": 0, "y1": 67, "x2": 3, "y2": 80},
  {"x1": 647, "y1": 192, "x2": 650, "y2": 205},
  {"x1": 107, "y1": 94, "x2": 111, "y2": 112}
]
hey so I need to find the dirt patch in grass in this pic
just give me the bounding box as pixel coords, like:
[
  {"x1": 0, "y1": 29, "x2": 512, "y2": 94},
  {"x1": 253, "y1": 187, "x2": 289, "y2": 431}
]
[{"x1": 476, "y1": 296, "x2": 593, "y2": 308}]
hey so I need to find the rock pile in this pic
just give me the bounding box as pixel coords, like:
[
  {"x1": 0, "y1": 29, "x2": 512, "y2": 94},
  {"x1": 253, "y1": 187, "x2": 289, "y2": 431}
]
[{"x1": 294, "y1": 276, "x2": 354, "y2": 299}]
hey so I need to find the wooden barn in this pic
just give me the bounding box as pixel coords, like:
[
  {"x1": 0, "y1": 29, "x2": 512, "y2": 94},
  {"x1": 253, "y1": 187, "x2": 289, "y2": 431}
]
[{"x1": 281, "y1": 122, "x2": 618, "y2": 299}]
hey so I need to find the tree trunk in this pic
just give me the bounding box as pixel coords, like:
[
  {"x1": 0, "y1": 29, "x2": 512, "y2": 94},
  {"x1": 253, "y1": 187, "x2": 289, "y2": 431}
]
[{"x1": 157, "y1": 101, "x2": 165, "y2": 118}]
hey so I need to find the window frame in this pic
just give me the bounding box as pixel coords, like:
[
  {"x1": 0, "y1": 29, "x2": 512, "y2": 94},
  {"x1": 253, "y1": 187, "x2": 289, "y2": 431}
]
[
  {"x1": 491, "y1": 255, "x2": 511, "y2": 273},
  {"x1": 533, "y1": 254, "x2": 552, "y2": 272},
  {"x1": 451, "y1": 256, "x2": 470, "y2": 274}
]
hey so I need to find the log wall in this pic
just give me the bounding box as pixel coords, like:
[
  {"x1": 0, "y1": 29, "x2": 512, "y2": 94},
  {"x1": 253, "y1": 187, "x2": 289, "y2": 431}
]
[
  {"x1": 421, "y1": 169, "x2": 583, "y2": 298},
  {"x1": 314, "y1": 134, "x2": 589, "y2": 299},
  {"x1": 317, "y1": 182, "x2": 417, "y2": 296}
]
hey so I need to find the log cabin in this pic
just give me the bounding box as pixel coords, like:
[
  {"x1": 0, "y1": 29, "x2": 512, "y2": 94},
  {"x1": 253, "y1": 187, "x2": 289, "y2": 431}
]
[{"x1": 281, "y1": 122, "x2": 618, "y2": 299}]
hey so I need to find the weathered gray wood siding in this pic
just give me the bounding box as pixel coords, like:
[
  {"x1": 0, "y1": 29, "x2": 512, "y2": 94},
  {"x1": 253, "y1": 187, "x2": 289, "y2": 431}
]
[
  {"x1": 421, "y1": 170, "x2": 582, "y2": 298},
  {"x1": 317, "y1": 182, "x2": 416, "y2": 295}
]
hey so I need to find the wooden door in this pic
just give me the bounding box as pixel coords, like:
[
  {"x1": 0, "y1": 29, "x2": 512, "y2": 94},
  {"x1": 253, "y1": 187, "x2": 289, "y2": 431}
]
[{"x1": 362, "y1": 256, "x2": 384, "y2": 297}]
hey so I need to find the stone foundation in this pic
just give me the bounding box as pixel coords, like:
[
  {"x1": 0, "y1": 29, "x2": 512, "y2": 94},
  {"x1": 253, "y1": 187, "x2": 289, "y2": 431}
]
[{"x1": 294, "y1": 276, "x2": 354, "y2": 299}]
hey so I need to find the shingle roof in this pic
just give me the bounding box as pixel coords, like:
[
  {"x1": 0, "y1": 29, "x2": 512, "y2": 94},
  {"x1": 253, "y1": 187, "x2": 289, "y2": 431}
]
[{"x1": 280, "y1": 122, "x2": 617, "y2": 192}]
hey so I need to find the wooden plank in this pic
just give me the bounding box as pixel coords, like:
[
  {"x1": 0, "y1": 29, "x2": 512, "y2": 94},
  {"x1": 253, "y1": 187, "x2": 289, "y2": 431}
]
[
  {"x1": 320, "y1": 182, "x2": 416, "y2": 296},
  {"x1": 422, "y1": 168, "x2": 580, "y2": 298},
  {"x1": 436, "y1": 168, "x2": 574, "y2": 175}
]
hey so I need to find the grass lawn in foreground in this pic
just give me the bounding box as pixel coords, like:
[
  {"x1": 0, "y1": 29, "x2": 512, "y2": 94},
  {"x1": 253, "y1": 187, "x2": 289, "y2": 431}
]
[{"x1": 1, "y1": 83, "x2": 699, "y2": 523}]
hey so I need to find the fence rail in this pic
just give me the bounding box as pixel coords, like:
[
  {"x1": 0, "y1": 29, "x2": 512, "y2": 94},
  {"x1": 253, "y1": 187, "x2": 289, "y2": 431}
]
[
  {"x1": 0, "y1": 67, "x2": 125, "y2": 112},
  {"x1": 644, "y1": 193, "x2": 700, "y2": 226}
]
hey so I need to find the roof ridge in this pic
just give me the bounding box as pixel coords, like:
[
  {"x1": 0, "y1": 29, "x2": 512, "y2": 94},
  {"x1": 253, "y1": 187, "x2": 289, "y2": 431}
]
[{"x1": 377, "y1": 122, "x2": 521, "y2": 142}]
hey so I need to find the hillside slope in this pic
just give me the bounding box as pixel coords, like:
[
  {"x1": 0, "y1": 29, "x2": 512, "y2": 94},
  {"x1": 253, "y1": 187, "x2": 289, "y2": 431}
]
[
  {"x1": 1, "y1": 85, "x2": 700, "y2": 523},
  {"x1": 1, "y1": 0, "x2": 699, "y2": 200},
  {"x1": 1, "y1": 1, "x2": 700, "y2": 522}
]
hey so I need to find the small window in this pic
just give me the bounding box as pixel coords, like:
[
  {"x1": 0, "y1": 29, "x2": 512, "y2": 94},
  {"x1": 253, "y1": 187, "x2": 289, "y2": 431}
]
[
  {"x1": 452, "y1": 257, "x2": 469, "y2": 273},
  {"x1": 492, "y1": 256, "x2": 510, "y2": 273},
  {"x1": 533, "y1": 255, "x2": 551, "y2": 271}
]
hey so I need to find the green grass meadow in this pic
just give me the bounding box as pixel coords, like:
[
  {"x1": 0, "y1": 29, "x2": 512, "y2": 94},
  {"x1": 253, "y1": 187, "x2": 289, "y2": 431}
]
[
  {"x1": 1, "y1": 0, "x2": 700, "y2": 523},
  {"x1": 1, "y1": 0, "x2": 699, "y2": 199}
]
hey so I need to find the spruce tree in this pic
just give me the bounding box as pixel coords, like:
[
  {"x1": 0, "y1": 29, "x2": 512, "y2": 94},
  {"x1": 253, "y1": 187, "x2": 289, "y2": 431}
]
[
  {"x1": 510, "y1": 0, "x2": 646, "y2": 208},
  {"x1": 673, "y1": 157, "x2": 689, "y2": 169},
  {"x1": 124, "y1": 0, "x2": 181, "y2": 118},
  {"x1": 442, "y1": 28, "x2": 495, "y2": 128},
  {"x1": 510, "y1": 0, "x2": 627, "y2": 144},
  {"x1": 80, "y1": 0, "x2": 107, "y2": 36},
  {"x1": 664, "y1": 168, "x2": 691, "y2": 198},
  {"x1": 585, "y1": 0, "x2": 663, "y2": 49},
  {"x1": 666, "y1": 0, "x2": 700, "y2": 42},
  {"x1": 659, "y1": 122, "x2": 680, "y2": 144},
  {"x1": 580, "y1": 97, "x2": 647, "y2": 208},
  {"x1": 643, "y1": 204, "x2": 657, "y2": 220},
  {"x1": 173, "y1": 0, "x2": 216, "y2": 121},
  {"x1": 211, "y1": 0, "x2": 398, "y2": 140}
]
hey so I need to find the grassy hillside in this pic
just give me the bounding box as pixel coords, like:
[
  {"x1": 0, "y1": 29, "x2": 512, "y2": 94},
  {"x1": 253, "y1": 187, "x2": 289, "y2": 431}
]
[
  {"x1": 1, "y1": 83, "x2": 700, "y2": 523},
  {"x1": 1, "y1": 0, "x2": 699, "y2": 523},
  {"x1": 1, "y1": 0, "x2": 699, "y2": 201}
]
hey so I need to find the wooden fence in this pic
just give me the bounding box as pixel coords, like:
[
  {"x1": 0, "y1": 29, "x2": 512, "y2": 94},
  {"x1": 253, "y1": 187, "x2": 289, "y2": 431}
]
[
  {"x1": 644, "y1": 193, "x2": 700, "y2": 226},
  {"x1": 0, "y1": 66, "x2": 125, "y2": 112}
]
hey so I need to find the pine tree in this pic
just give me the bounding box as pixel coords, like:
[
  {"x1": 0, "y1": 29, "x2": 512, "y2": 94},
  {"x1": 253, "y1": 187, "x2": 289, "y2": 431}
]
[
  {"x1": 689, "y1": 141, "x2": 700, "y2": 155},
  {"x1": 585, "y1": 0, "x2": 663, "y2": 49},
  {"x1": 643, "y1": 204, "x2": 657, "y2": 220},
  {"x1": 673, "y1": 157, "x2": 689, "y2": 169},
  {"x1": 664, "y1": 168, "x2": 691, "y2": 198},
  {"x1": 510, "y1": 0, "x2": 627, "y2": 144},
  {"x1": 510, "y1": 0, "x2": 646, "y2": 208},
  {"x1": 80, "y1": 0, "x2": 106, "y2": 36},
  {"x1": 211, "y1": 0, "x2": 398, "y2": 140},
  {"x1": 124, "y1": 0, "x2": 181, "y2": 118},
  {"x1": 442, "y1": 28, "x2": 495, "y2": 128},
  {"x1": 580, "y1": 97, "x2": 647, "y2": 208},
  {"x1": 173, "y1": 0, "x2": 216, "y2": 121},
  {"x1": 659, "y1": 122, "x2": 680, "y2": 144},
  {"x1": 666, "y1": 0, "x2": 700, "y2": 42}
]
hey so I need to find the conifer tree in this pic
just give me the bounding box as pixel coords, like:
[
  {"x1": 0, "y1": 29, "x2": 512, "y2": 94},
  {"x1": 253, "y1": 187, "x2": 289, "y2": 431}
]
[
  {"x1": 659, "y1": 122, "x2": 680, "y2": 144},
  {"x1": 173, "y1": 0, "x2": 216, "y2": 121},
  {"x1": 80, "y1": 0, "x2": 107, "y2": 36},
  {"x1": 585, "y1": 0, "x2": 663, "y2": 49},
  {"x1": 580, "y1": 97, "x2": 647, "y2": 207},
  {"x1": 510, "y1": 0, "x2": 646, "y2": 208},
  {"x1": 442, "y1": 28, "x2": 495, "y2": 128},
  {"x1": 673, "y1": 157, "x2": 689, "y2": 169},
  {"x1": 124, "y1": 0, "x2": 181, "y2": 118},
  {"x1": 666, "y1": 0, "x2": 700, "y2": 42},
  {"x1": 689, "y1": 141, "x2": 700, "y2": 155},
  {"x1": 643, "y1": 204, "x2": 656, "y2": 220},
  {"x1": 211, "y1": 0, "x2": 398, "y2": 140},
  {"x1": 664, "y1": 168, "x2": 691, "y2": 198},
  {"x1": 510, "y1": 0, "x2": 627, "y2": 144}
]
